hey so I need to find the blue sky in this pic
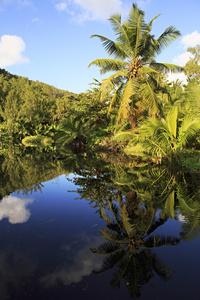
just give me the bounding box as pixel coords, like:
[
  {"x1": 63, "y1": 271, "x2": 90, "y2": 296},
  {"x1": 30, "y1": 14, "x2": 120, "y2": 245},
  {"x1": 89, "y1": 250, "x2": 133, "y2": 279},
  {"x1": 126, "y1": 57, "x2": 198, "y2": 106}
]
[{"x1": 0, "y1": 0, "x2": 200, "y2": 93}]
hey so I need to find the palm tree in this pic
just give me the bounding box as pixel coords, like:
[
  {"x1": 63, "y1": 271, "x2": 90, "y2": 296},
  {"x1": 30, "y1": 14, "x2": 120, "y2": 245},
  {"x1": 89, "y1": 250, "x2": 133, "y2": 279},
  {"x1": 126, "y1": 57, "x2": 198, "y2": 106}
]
[
  {"x1": 89, "y1": 3, "x2": 182, "y2": 128},
  {"x1": 55, "y1": 115, "x2": 87, "y2": 151},
  {"x1": 115, "y1": 105, "x2": 200, "y2": 163}
]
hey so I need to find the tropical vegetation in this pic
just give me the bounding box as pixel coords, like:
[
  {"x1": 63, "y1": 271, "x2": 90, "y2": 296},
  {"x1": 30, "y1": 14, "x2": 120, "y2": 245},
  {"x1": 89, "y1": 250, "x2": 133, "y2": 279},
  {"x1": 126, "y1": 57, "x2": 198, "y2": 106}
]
[{"x1": 0, "y1": 3, "x2": 200, "y2": 168}]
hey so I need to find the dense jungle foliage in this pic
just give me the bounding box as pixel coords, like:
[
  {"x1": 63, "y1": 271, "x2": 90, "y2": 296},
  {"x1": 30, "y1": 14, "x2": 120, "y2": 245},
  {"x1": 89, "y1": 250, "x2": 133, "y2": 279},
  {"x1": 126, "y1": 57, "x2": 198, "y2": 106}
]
[{"x1": 1, "y1": 3, "x2": 200, "y2": 171}]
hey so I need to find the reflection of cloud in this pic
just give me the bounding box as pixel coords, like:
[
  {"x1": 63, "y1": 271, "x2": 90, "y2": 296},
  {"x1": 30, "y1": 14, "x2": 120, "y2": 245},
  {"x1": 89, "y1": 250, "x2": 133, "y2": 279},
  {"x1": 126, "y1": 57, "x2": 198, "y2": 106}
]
[
  {"x1": 41, "y1": 235, "x2": 103, "y2": 287},
  {"x1": 177, "y1": 213, "x2": 187, "y2": 223},
  {"x1": 0, "y1": 196, "x2": 33, "y2": 224}
]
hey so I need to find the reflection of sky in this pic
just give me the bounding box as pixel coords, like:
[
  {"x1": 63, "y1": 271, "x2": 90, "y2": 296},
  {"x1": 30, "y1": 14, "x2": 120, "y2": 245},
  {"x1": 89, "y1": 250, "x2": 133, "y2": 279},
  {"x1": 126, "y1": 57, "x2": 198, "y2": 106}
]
[
  {"x1": 0, "y1": 195, "x2": 33, "y2": 224},
  {"x1": 0, "y1": 173, "x2": 105, "y2": 298},
  {"x1": 0, "y1": 247, "x2": 37, "y2": 300},
  {"x1": 0, "y1": 173, "x2": 200, "y2": 299}
]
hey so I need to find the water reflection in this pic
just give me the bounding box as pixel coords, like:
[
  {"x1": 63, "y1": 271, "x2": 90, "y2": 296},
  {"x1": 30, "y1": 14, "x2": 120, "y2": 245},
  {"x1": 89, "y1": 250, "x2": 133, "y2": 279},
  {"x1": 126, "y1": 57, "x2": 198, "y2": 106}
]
[
  {"x1": 0, "y1": 247, "x2": 37, "y2": 300},
  {"x1": 0, "y1": 195, "x2": 33, "y2": 224},
  {"x1": 90, "y1": 194, "x2": 179, "y2": 297},
  {"x1": 71, "y1": 158, "x2": 200, "y2": 297},
  {"x1": 41, "y1": 235, "x2": 104, "y2": 287},
  {"x1": 0, "y1": 146, "x2": 200, "y2": 299}
]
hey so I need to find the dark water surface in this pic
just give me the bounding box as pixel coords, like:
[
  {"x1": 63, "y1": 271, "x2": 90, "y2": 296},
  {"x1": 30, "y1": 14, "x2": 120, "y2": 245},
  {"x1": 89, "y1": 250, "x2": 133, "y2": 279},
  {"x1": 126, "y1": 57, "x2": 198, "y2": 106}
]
[{"x1": 0, "y1": 149, "x2": 200, "y2": 300}]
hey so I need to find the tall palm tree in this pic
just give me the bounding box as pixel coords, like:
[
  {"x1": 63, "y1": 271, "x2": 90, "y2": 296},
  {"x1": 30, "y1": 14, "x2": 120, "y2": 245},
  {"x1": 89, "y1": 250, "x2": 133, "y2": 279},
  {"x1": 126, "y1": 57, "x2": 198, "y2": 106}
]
[{"x1": 89, "y1": 3, "x2": 182, "y2": 128}]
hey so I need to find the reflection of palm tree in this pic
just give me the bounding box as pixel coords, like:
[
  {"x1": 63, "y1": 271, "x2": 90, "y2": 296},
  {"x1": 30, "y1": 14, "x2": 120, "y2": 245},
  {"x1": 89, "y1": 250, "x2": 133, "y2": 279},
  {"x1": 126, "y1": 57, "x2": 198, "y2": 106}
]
[{"x1": 91, "y1": 194, "x2": 180, "y2": 297}]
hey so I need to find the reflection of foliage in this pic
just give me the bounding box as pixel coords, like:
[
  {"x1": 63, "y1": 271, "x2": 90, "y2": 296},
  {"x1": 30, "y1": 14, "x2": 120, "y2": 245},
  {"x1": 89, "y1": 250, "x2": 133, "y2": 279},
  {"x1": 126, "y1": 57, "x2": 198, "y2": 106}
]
[
  {"x1": 0, "y1": 144, "x2": 63, "y2": 199},
  {"x1": 113, "y1": 161, "x2": 200, "y2": 219},
  {"x1": 69, "y1": 154, "x2": 118, "y2": 211},
  {"x1": 180, "y1": 211, "x2": 200, "y2": 241},
  {"x1": 82, "y1": 161, "x2": 200, "y2": 298},
  {"x1": 91, "y1": 193, "x2": 179, "y2": 298},
  {"x1": 122, "y1": 163, "x2": 200, "y2": 243}
]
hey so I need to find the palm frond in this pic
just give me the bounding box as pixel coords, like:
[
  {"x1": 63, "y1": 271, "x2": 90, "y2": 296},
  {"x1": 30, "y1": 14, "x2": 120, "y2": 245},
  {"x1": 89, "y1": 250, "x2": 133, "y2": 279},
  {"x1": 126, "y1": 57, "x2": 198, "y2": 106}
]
[
  {"x1": 22, "y1": 135, "x2": 53, "y2": 147},
  {"x1": 140, "y1": 78, "x2": 159, "y2": 116},
  {"x1": 147, "y1": 14, "x2": 161, "y2": 28},
  {"x1": 185, "y1": 83, "x2": 200, "y2": 112},
  {"x1": 142, "y1": 65, "x2": 159, "y2": 75},
  {"x1": 98, "y1": 70, "x2": 128, "y2": 102},
  {"x1": 107, "y1": 82, "x2": 124, "y2": 116},
  {"x1": 148, "y1": 250, "x2": 174, "y2": 280},
  {"x1": 94, "y1": 250, "x2": 126, "y2": 274},
  {"x1": 88, "y1": 58, "x2": 129, "y2": 74},
  {"x1": 150, "y1": 62, "x2": 183, "y2": 73},
  {"x1": 165, "y1": 191, "x2": 175, "y2": 219},
  {"x1": 108, "y1": 14, "x2": 131, "y2": 49},
  {"x1": 120, "y1": 204, "x2": 135, "y2": 238},
  {"x1": 100, "y1": 228, "x2": 127, "y2": 244},
  {"x1": 114, "y1": 130, "x2": 135, "y2": 141},
  {"x1": 90, "y1": 241, "x2": 121, "y2": 254},
  {"x1": 90, "y1": 34, "x2": 127, "y2": 59},
  {"x1": 166, "y1": 106, "x2": 178, "y2": 138},
  {"x1": 117, "y1": 78, "x2": 138, "y2": 124},
  {"x1": 178, "y1": 117, "x2": 200, "y2": 147},
  {"x1": 144, "y1": 234, "x2": 180, "y2": 247},
  {"x1": 156, "y1": 26, "x2": 181, "y2": 53},
  {"x1": 146, "y1": 216, "x2": 168, "y2": 235}
]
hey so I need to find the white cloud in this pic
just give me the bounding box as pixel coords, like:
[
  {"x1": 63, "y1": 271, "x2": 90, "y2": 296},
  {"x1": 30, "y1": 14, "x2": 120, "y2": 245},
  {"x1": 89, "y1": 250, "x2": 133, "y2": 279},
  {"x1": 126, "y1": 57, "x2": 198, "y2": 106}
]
[
  {"x1": 0, "y1": 195, "x2": 33, "y2": 224},
  {"x1": 55, "y1": 1, "x2": 67, "y2": 11},
  {"x1": 181, "y1": 31, "x2": 200, "y2": 49},
  {"x1": 75, "y1": 0, "x2": 123, "y2": 19},
  {"x1": 55, "y1": 0, "x2": 124, "y2": 21},
  {"x1": 167, "y1": 71, "x2": 187, "y2": 85},
  {"x1": 169, "y1": 30, "x2": 200, "y2": 82},
  {"x1": 173, "y1": 51, "x2": 192, "y2": 66},
  {"x1": 0, "y1": 35, "x2": 29, "y2": 68}
]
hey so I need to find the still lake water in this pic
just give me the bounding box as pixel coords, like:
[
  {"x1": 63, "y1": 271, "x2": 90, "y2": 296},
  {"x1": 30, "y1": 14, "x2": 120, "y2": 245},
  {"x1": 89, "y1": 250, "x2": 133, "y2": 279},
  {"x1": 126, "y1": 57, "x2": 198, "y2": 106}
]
[{"x1": 0, "y1": 149, "x2": 200, "y2": 299}]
